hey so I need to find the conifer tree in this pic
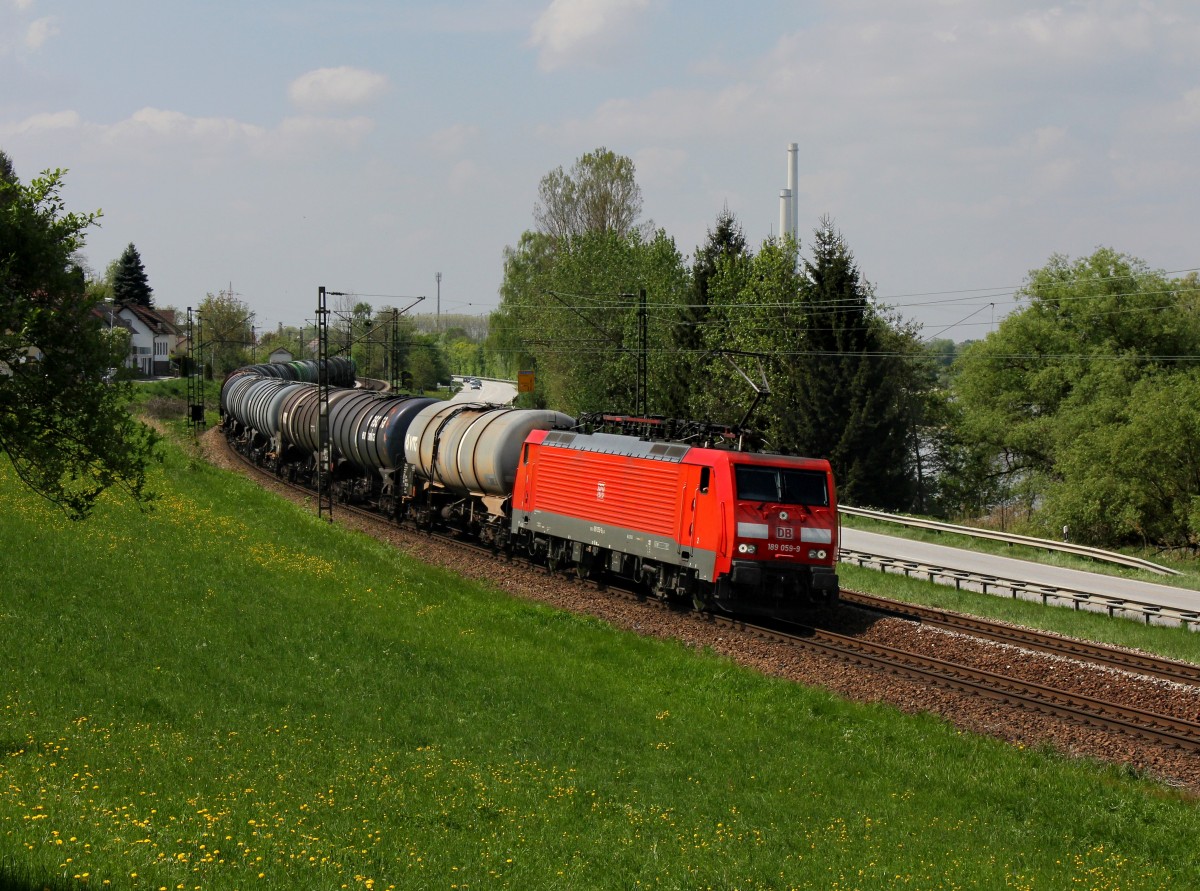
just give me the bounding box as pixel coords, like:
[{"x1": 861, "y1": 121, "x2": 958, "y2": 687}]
[
  {"x1": 111, "y1": 242, "x2": 153, "y2": 308},
  {"x1": 663, "y1": 208, "x2": 748, "y2": 419},
  {"x1": 788, "y1": 218, "x2": 915, "y2": 509}
]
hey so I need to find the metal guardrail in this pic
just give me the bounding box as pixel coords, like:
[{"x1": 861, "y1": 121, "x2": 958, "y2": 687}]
[
  {"x1": 840, "y1": 506, "x2": 1179, "y2": 577},
  {"x1": 839, "y1": 549, "x2": 1200, "y2": 631}
]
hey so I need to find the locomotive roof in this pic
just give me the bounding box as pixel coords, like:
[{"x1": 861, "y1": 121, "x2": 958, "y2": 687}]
[
  {"x1": 540, "y1": 428, "x2": 832, "y2": 471},
  {"x1": 541, "y1": 429, "x2": 692, "y2": 463}
]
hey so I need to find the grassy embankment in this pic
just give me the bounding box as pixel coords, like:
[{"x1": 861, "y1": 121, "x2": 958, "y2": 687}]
[{"x1": 2, "y1": 402, "x2": 1199, "y2": 890}]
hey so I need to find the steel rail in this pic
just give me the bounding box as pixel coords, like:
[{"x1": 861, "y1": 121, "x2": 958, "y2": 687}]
[
  {"x1": 839, "y1": 590, "x2": 1200, "y2": 687},
  {"x1": 716, "y1": 615, "x2": 1200, "y2": 753}
]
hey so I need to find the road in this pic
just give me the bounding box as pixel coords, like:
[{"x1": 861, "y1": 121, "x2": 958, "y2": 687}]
[
  {"x1": 841, "y1": 527, "x2": 1200, "y2": 614},
  {"x1": 449, "y1": 377, "x2": 518, "y2": 405}
]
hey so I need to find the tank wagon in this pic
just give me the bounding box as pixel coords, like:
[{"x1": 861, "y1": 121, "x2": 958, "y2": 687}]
[
  {"x1": 222, "y1": 372, "x2": 441, "y2": 501},
  {"x1": 401, "y1": 402, "x2": 576, "y2": 542},
  {"x1": 226, "y1": 357, "x2": 357, "y2": 386},
  {"x1": 220, "y1": 363, "x2": 839, "y2": 615}
]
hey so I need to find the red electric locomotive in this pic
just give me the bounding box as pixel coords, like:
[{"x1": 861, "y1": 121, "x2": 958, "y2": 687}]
[{"x1": 511, "y1": 428, "x2": 839, "y2": 614}]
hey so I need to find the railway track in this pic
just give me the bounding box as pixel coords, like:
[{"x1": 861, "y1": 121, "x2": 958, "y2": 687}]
[
  {"x1": 839, "y1": 590, "x2": 1200, "y2": 687},
  {"x1": 725, "y1": 615, "x2": 1200, "y2": 753},
  {"x1": 221, "y1": 435, "x2": 1200, "y2": 757}
]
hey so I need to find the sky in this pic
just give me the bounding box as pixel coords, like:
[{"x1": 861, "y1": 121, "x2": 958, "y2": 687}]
[{"x1": 3, "y1": 0, "x2": 1198, "y2": 341}]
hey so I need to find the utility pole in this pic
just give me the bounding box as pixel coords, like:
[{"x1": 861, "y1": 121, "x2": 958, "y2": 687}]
[
  {"x1": 637, "y1": 288, "x2": 648, "y2": 418},
  {"x1": 316, "y1": 286, "x2": 335, "y2": 522},
  {"x1": 186, "y1": 306, "x2": 205, "y2": 434},
  {"x1": 436, "y1": 272, "x2": 442, "y2": 332}
]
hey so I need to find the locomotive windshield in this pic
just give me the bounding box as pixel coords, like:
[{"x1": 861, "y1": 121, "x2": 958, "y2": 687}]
[{"x1": 735, "y1": 466, "x2": 828, "y2": 507}]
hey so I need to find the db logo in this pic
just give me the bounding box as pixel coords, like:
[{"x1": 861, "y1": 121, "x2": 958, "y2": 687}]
[
  {"x1": 775, "y1": 526, "x2": 794, "y2": 540},
  {"x1": 596, "y1": 482, "x2": 606, "y2": 501}
]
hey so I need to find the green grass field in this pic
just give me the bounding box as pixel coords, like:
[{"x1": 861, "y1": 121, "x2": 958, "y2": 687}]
[{"x1": 2, "y1": 420, "x2": 1199, "y2": 890}]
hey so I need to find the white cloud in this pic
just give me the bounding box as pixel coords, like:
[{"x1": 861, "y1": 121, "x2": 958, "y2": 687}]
[
  {"x1": 267, "y1": 115, "x2": 376, "y2": 157},
  {"x1": 542, "y1": 82, "x2": 764, "y2": 148},
  {"x1": 5, "y1": 109, "x2": 80, "y2": 134},
  {"x1": 288, "y1": 66, "x2": 388, "y2": 112},
  {"x1": 23, "y1": 14, "x2": 57, "y2": 48},
  {"x1": 1016, "y1": 5, "x2": 1155, "y2": 58},
  {"x1": 529, "y1": 0, "x2": 651, "y2": 70},
  {"x1": 2, "y1": 106, "x2": 374, "y2": 162},
  {"x1": 1132, "y1": 86, "x2": 1200, "y2": 132},
  {"x1": 21, "y1": 13, "x2": 57, "y2": 48},
  {"x1": 101, "y1": 107, "x2": 266, "y2": 152}
]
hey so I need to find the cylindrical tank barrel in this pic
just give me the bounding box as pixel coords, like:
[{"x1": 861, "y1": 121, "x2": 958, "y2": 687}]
[
  {"x1": 243, "y1": 378, "x2": 303, "y2": 441},
  {"x1": 279, "y1": 386, "x2": 359, "y2": 456},
  {"x1": 226, "y1": 357, "x2": 357, "y2": 385},
  {"x1": 327, "y1": 392, "x2": 441, "y2": 472},
  {"x1": 370, "y1": 397, "x2": 440, "y2": 469},
  {"x1": 220, "y1": 371, "x2": 257, "y2": 419},
  {"x1": 404, "y1": 403, "x2": 575, "y2": 497},
  {"x1": 329, "y1": 390, "x2": 384, "y2": 470}
]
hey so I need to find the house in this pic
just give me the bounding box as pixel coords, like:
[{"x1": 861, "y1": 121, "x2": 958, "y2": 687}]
[
  {"x1": 90, "y1": 303, "x2": 133, "y2": 336},
  {"x1": 268, "y1": 347, "x2": 294, "y2": 364},
  {"x1": 89, "y1": 303, "x2": 135, "y2": 375},
  {"x1": 115, "y1": 303, "x2": 180, "y2": 376},
  {"x1": 0, "y1": 344, "x2": 45, "y2": 377}
]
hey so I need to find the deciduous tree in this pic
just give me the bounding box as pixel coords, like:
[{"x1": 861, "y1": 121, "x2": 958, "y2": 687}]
[
  {"x1": 533, "y1": 147, "x2": 644, "y2": 240},
  {"x1": 0, "y1": 154, "x2": 158, "y2": 518},
  {"x1": 196, "y1": 291, "x2": 254, "y2": 376},
  {"x1": 950, "y1": 250, "x2": 1200, "y2": 545}
]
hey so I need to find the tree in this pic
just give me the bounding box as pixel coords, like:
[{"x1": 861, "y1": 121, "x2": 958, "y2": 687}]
[
  {"x1": 486, "y1": 231, "x2": 556, "y2": 403},
  {"x1": 256, "y1": 324, "x2": 303, "y2": 361},
  {"x1": 950, "y1": 250, "x2": 1200, "y2": 545},
  {"x1": 442, "y1": 327, "x2": 485, "y2": 377},
  {"x1": 407, "y1": 336, "x2": 449, "y2": 392},
  {"x1": 785, "y1": 220, "x2": 917, "y2": 509},
  {"x1": 111, "y1": 242, "x2": 154, "y2": 308},
  {"x1": 0, "y1": 151, "x2": 16, "y2": 188},
  {"x1": 373, "y1": 307, "x2": 418, "y2": 386},
  {"x1": 196, "y1": 291, "x2": 254, "y2": 376},
  {"x1": 496, "y1": 226, "x2": 689, "y2": 416},
  {"x1": 688, "y1": 234, "x2": 799, "y2": 436},
  {"x1": 533, "y1": 147, "x2": 644, "y2": 240},
  {"x1": 497, "y1": 151, "x2": 677, "y2": 411},
  {"x1": 0, "y1": 154, "x2": 159, "y2": 518},
  {"x1": 662, "y1": 207, "x2": 748, "y2": 419}
]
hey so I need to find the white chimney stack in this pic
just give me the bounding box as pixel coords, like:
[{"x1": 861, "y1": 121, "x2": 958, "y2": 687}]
[
  {"x1": 787, "y1": 142, "x2": 799, "y2": 239},
  {"x1": 779, "y1": 189, "x2": 792, "y2": 239}
]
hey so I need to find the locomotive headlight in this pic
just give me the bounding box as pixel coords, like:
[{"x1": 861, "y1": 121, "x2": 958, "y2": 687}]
[
  {"x1": 808, "y1": 549, "x2": 828, "y2": 560},
  {"x1": 738, "y1": 543, "x2": 757, "y2": 555}
]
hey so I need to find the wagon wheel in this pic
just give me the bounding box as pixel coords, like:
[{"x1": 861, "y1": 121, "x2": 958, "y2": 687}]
[
  {"x1": 650, "y1": 567, "x2": 672, "y2": 602},
  {"x1": 575, "y1": 548, "x2": 596, "y2": 580},
  {"x1": 546, "y1": 541, "x2": 567, "y2": 573}
]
